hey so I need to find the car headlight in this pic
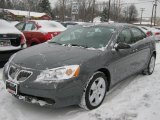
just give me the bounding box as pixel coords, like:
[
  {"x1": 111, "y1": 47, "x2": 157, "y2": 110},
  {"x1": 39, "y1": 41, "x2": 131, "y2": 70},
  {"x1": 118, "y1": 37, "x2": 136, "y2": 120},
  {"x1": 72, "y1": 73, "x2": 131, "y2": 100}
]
[{"x1": 36, "y1": 65, "x2": 80, "y2": 82}]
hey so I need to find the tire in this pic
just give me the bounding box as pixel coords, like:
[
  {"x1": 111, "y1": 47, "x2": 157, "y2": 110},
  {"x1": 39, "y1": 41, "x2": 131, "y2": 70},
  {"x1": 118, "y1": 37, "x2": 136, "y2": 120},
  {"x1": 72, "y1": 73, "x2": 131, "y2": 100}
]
[
  {"x1": 143, "y1": 54, "x2": 156, "y2": 75},
  {"x1": 31, "y1": 42, "x2": 37, "y2": 46},
  {"x1": 79, "y1": 72, "x2": 108, "y2": 110}
]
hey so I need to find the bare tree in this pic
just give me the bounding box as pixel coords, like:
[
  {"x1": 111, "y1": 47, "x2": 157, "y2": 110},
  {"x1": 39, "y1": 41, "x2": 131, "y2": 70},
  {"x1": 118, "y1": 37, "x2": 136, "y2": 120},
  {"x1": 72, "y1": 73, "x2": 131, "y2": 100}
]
[
  {"x1": 128, "y1": 4, "x2": 138, "y2": 23},
  {"x1": 52, "y1": 0, "x2": 138, "y2": 22},
  {"x1": 11, "y1": 0, "x2": 41, "y2": 12},
  {"x1": 55, "y1": 0, "x2": 69, "y2": 21},
  {"x1": 53, "y1": 0, "x2": 97, "y2": 21}
]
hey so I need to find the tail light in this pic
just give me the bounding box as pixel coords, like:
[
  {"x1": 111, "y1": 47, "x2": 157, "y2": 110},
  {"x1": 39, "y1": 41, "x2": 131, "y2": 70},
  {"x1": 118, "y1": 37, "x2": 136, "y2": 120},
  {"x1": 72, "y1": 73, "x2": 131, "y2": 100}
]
[
  {"x1": 44, "y1": 33, "x2": 53, "y2": 40},
  {"x1": 155, "y1": 32, "x2": 160, "y2": 36},
  {"x1": 20, "y1": 35, "x2": 25, "y2": 45},
  {"x1": 146, "y1": 31, "x2": 151, "y2": 37},
  {"x1": 44, "y1": 32, "x2": 61, "y2": 41},
  {"x1": 52, "y1": 32, "x2": 61, "y2": 37}
]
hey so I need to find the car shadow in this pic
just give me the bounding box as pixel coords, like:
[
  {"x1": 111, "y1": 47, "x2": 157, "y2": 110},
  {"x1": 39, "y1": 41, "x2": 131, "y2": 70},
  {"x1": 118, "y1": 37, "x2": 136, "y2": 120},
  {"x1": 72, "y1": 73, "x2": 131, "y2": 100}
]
[
  {"x1": 103, "y1": 74, "x2": 138, "y2": 103},
  {"x1": 0, "y1": 62, "x2": 6, "y2": 68},
  {"x1": 12, "y1": 97, "x2": 85, "y2": 119}
]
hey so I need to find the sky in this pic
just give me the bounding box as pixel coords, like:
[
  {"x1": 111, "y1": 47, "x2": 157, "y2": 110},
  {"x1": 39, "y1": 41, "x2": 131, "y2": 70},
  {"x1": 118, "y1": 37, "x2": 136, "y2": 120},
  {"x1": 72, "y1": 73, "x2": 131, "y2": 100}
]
[
  {"x1": 122, "y1": 0, "x2": 160, "y2": 18},
  {"x1": 49, "y1": 0, "x2": 160, "y2": 18}
]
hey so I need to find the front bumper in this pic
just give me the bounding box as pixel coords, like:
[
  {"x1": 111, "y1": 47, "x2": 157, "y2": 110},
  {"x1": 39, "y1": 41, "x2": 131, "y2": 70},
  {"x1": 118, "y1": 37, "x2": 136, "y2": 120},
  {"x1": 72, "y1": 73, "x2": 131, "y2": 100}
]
[
  {"x1": 3, "y1": 64, "x2": 84, "y2": 108},
  {"x1": 12, "y1": 91, "x2": 55, "y2": 107}
]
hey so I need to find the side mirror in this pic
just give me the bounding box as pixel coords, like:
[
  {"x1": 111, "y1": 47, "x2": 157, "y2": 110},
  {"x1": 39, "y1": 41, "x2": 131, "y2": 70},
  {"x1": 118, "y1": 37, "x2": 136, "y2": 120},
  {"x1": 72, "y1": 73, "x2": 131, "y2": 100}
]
[{"x1": 115, "y1": 42, "x2": 131, "y2": 50}]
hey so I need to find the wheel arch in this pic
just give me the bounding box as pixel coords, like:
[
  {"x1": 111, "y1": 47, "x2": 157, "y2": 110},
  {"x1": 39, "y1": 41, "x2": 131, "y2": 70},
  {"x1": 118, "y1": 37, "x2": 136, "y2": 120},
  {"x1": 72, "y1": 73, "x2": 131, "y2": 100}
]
[
  {"x1": 152, "y1": 51, "x2": 156, "y2": 58},
  {"x1": 30, "y1": 38, "x2": 40, "y2": 46},
  {"x1": 97, "y1": 68, "x2": 111, "y2": 91}
]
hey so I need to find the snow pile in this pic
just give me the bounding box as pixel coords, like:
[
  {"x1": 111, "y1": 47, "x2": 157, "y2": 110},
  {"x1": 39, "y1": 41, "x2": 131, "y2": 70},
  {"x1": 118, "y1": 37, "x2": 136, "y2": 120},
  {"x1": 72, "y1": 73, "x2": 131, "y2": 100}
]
[
  {"x1": 31, "y1": 99, "x2": 48, "y2": 107},
  {"x1": 87, "y1": 47, "x2": 106, "y2": 51},
  {"x1": 4, "y1": 9, "x2": 46, "y2": 18},
  {"x1": 70, "y1": 70, "x2": 160, "y2": 120},
  {"x1": 0, "y1": 43, "x2": 160, "y2": 120}
]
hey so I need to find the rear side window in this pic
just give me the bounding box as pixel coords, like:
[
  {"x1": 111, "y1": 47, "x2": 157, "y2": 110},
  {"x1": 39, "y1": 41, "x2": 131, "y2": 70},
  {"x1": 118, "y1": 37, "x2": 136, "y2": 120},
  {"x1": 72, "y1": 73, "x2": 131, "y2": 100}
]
[
  {"x1": 130, "y1": 27, "x2": 146, "y2": 42},
  {"x1": 24, "y1": 23, "x2": 36, "y2": 31},
  {"x1": 16, "y1": 22, "x2": 25, "y2": 31},
  {"x1": 117, "y1": 29, "x2": 132, "y2": 44}
]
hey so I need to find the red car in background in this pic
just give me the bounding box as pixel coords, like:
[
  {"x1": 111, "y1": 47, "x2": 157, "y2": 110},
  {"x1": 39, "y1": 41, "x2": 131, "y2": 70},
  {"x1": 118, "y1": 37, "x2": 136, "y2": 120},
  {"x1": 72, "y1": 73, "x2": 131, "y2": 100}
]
[{"x1": 15, "y1": 20, "x2": 66, "y2": 46}]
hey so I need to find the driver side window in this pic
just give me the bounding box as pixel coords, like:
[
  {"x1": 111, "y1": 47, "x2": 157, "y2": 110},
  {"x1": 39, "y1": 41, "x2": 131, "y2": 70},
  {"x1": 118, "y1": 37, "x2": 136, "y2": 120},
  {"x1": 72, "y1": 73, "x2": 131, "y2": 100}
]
[{"x1": 117, "y1": 29, "x2": 132, "y2": 44}]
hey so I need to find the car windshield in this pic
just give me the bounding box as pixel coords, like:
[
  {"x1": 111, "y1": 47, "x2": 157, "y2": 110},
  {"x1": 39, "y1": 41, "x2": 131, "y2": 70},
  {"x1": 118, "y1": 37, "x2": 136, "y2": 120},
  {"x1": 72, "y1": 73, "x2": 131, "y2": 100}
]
[{"x1": 49, "y1": 25, "x2": 115, "y2": 49}]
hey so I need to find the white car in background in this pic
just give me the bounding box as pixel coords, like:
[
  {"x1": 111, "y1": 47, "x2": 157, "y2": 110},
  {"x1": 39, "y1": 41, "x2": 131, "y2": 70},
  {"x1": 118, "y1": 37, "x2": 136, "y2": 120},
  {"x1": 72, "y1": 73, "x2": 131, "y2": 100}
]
[
  {"x1": 140, "y1": 26, "x2": 160, "y2": 41},
  {"x1": 9, "y1": 21, "x2": 20, "y2": 26},
  {"x1": 138, "y1": 26, "x2": 153, "y2": 37},
  {"x1": 154, "y1": 26, "x2": 160, "y2": 30},
  {"x1": 0, "y1": 19, "x2": 26, "y2": 62}
]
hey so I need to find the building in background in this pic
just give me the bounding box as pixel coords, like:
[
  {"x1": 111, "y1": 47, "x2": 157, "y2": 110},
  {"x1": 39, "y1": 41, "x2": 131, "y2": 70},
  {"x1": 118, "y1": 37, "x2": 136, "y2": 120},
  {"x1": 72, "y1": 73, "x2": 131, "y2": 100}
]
[{"x1": 0, "y1": 9, "x2": 52, "y2": 21}]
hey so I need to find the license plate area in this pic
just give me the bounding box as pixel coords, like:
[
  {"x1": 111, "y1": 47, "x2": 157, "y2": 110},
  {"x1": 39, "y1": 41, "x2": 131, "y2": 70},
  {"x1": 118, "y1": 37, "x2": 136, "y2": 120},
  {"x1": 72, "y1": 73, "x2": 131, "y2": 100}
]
[
  {"x1": 6, "y1": 80, "x2": 18, "y2": 95},
  {"x1": 0, "y1": 40, "x2": 11, "y2": 47}
]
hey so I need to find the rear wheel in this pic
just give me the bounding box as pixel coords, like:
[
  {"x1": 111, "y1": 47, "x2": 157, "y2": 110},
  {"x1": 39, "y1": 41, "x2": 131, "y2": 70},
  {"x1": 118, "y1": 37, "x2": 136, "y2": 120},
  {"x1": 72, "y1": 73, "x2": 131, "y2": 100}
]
[
  {"x1": 30, "y1": 42, "x2": 37, "y2": 46},
  {"x1": 79, "y1": 72, "x2": 108, "y2": 110},
  {"x1": 143, "y1": 54, "x2": 156, "y2": 75}
]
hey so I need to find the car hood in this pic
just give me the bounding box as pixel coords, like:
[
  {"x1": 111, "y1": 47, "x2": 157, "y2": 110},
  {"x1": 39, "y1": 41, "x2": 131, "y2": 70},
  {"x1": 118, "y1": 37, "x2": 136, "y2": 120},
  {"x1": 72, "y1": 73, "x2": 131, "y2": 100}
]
[
  {"x1": 0, "y1": 28, "x2": 22, "y2": 34},
  {"x1": 0, "y1": 20, "x2": 22, "y2": 34},
  {"x1": 12, "y1": 43, "x2": 102, "y2": 70}
]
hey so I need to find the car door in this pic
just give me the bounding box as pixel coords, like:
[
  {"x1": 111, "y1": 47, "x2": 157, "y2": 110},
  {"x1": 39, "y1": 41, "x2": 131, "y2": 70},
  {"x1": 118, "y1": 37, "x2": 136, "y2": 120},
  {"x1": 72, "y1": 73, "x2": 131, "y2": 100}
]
[
  {"x1": 108, "y1": 28, "x2": 135, "y2": 84},
  {"x1": 23, "y1": 22, "x2": 38, "y2": 45},
  {"x1": 129, "y1": 27, "x2": 151, "y2": 73}
]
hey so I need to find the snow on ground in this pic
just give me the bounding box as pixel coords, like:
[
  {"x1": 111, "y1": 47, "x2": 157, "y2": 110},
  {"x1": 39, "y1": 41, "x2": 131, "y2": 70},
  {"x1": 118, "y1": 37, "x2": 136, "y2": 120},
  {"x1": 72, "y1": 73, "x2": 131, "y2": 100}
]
[{"x1": 1, "y1": 43, "x2": 160, "y2": 120}]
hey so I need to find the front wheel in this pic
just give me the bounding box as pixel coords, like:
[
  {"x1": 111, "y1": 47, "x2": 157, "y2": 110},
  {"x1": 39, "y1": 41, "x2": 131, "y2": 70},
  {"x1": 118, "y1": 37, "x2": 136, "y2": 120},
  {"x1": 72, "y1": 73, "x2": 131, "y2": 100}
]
[
  {"x1": 79, "y1": 72, "x2": 108, "y2": 110},
  {"x1": 30, "y1": 42, "x2": 37, "y2": 46}
]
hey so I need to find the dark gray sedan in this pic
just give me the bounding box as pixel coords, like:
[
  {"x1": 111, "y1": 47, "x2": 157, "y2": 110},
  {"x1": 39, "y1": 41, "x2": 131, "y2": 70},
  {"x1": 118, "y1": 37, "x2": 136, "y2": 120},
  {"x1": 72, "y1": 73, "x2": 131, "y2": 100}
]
[{"x1": 3, "y1": 23, "x2": 156, "y2": 110}]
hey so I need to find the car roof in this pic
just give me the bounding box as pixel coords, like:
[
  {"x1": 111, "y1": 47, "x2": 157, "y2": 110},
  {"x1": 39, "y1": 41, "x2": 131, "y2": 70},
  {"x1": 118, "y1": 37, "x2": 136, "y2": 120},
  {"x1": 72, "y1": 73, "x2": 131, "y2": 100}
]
[
  {"x1": 27, "y1": 20, "x2": 59, "y2": 23},
  {"x1": 77, "y1": 23, "x2": 136, "y2": 29}
]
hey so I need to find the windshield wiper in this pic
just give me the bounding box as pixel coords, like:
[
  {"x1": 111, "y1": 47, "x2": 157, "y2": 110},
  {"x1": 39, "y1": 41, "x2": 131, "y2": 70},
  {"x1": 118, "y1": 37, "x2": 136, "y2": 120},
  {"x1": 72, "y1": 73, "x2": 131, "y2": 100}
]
[
  {"x1": 48, "y1": 41, "x2": 62, "y2": 45},
  {"x1": 49, "y1": 42, "x2": 88, "y2": 48},
  {"x1": 66, "y1": 44, "x2": 88, "y2": 48}
]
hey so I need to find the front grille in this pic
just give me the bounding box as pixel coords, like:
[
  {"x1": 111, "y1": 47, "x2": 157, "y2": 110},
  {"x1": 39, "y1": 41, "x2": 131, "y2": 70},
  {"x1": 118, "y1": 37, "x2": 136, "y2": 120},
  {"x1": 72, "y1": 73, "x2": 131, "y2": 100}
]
[
  {"x1": 0, "y1": 34, "x2": 20, "y2": 38},
  {"x1": 17, "y1": 70, "x2": 32, "y2": 81},
  {"x1": 8, "y1": 65, "x2": 32, "y2": 82}
]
